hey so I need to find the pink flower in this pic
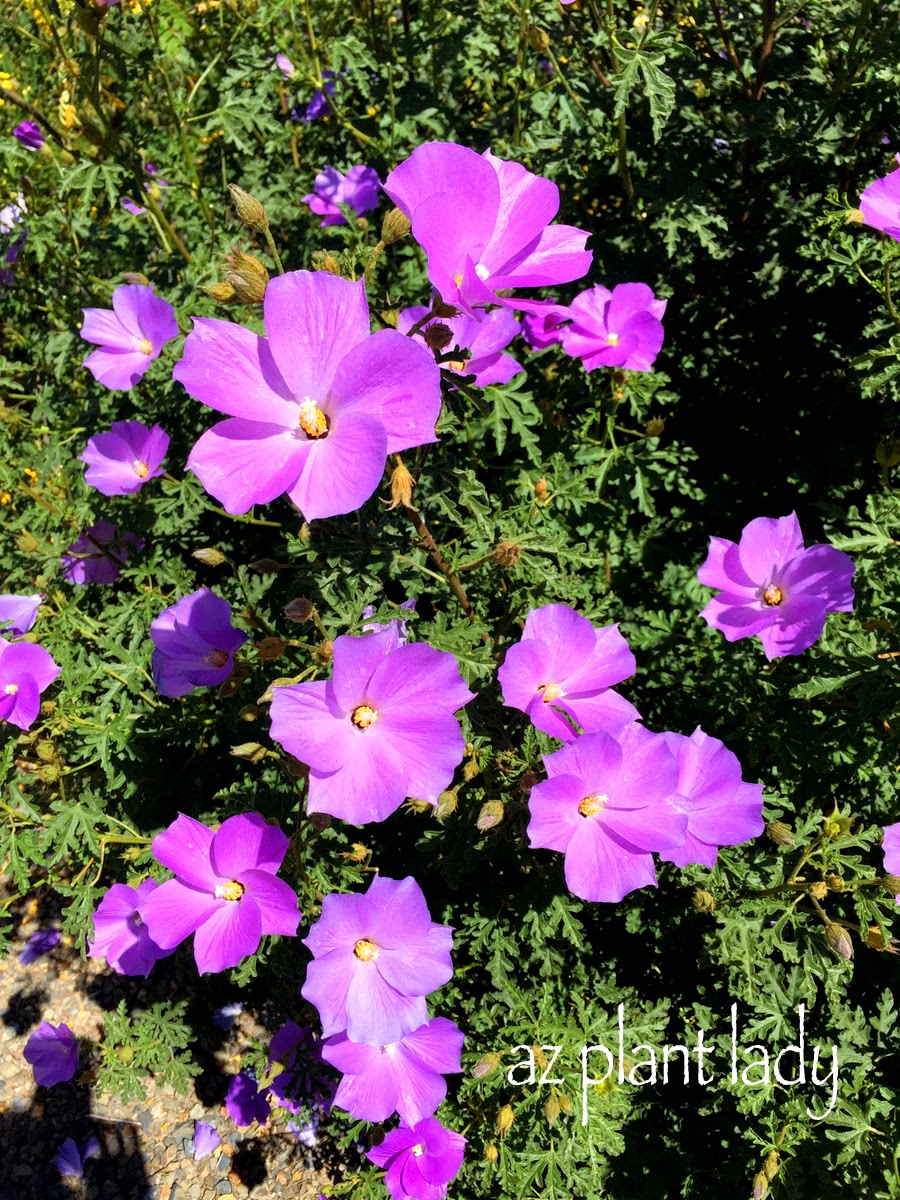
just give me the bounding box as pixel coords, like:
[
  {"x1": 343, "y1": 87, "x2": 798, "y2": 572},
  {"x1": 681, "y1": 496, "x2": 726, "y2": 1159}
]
[
  {"x1": 398, "y1": 305, "x2": 523, "y2": 388},
  {"x1": 88, "y1": 879, "x2": 170, "y2": 976},
  {"x1": 883, "y1": 823, "x2": 900, "y2": 904},
  {"x1": 859, "y1": 157, "x2": 900, "y2": 241},
  {"x1": 81, "y1": 420, "x2": 169, "y2": 495},
  {"x1": 303, "y1": 165, "x2": 381, "y2": 227},
  {"x1": 81, "y1": 284, "x2": 178, "y2": 390},
  {"x1": 559, "y1": 282, "x2": 666, "y2": 372},
  {"x1": 366, "y1": 1116, "x2": 466, "y2": 1200},
  {"x1": 0, "y1": 639, "x2": 60, "y2": 730}
]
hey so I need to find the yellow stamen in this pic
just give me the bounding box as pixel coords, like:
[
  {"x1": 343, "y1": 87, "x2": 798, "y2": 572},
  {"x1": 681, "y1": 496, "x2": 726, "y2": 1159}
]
[
  {"x1": 606, "y1": 332, "x2": 619, "y2": 346},
  {"x1": 538, "y1": 682, "x2": 564, "y2": 703},
  {"x1": 448, "y1": 359, "x2": 467, "y2": 372},
  {"x1": 138, "y1": 338, "x2": 153, "y2": 355},
  {"x1": 352, "y1": 704, "x2": 378, "y2": 729},
  {"x1": 215, "y1": 880, "x2": 244, "y2": 901},
  {"x1": 298, "y1": 397, "x2": 329, "y2": 439},
  {"x1": 134, "y1": 460, "x2": 149, "y2": 478},
  {"x1": 354, "y1": 938, "x2": 380, "y2": 961},
  {"x1": 5, "y1": 683, "x2": 18, "y2": 696},
  {"x1": 763, "y1": 585, "x2": 783, "y2": 606},
  {"x1": 578, "y1": 794, "x2": 609, "y2": 818},
  {"x1": 207, "y1": 649, "x2": 229, "y2": 668}
]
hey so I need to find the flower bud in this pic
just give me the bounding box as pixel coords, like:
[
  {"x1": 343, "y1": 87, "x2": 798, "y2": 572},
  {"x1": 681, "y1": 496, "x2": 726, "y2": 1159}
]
[
  {"x1": 543, "y1": 1095, "x2": 560, "y2": 1125},
  {"x1": 751, "y1": 1172, "x2": 769, "y2": 1200},
  {"x1": 432, "y1": 297, "x2": 460, "y2": 319},
  {"x1": 766, "y1": 820, "x2": 795, "y2": 846},
  {"x1": 484, "y1": 1143, "x2": 499, "y2": 1163},
  {"x1": 645, "y1": 416, "x2": 665, "y2": 437},
  {"x1": 308, "y1": 811, "x2": 331, "y2": 831},
  {"x1": 495, "y1": 1104, "x2": 515, "y2": 1138},
  {"x1": 845, "y1": 207, "x2": 865, "y2": 225},
  {"x1": 123, "y1": 271, "x2": 150, "y2": 286},
  {"x1": 824, "y1": 922, "x2": 853, "y2": 960},
  {"x1": 224, "y1": 248, "x2": 269, "y2": 304},
  {"x1": 433, "y1": 790, "x2": 458, "y2": 819},
  {"x1": 343, "y1": 842, "x2": 368, "y2": 863},
  {"x1": 380, "y1": 309, "x2": 399, "y2": 328},
  {"x1": 476, "y1": 800, "x2": 505, "y2": 831},
  {"x1": 876, "y1": 435, "x2": 900, "y2": 469},
  {"x1": 205, "y1": 281, "x2": 240, "y2": 305},
  {"x1": 192, "y1": 547, "x2": 230, "y2": 567},
  {"x1": 311, "y1": 249, "x2": 342, "y2": 276},
  {"x1": 822, "y1": 808, "x2": 851, "y2": 839},
  {"x1": 254, "y1": 637, "x2": 286, "y2": 661},
  {"x1": 558, "y1": 1092, "x2": 572, "y2": 1113},
  {"x1": 692, "y1": 888, "x2": 715, "y2": 913},
  {"x1": 227, "y1": 183, "x2": 269, "y2": 234},
  {"x1": 238, "y1": 704, "x2": 260, "y2": 721},
  {"x1": 462, "y1": 756, "x2": 480, "y2": 781},
  {"x1": 388, "y1": 458, "x2": 417, "y2": 510},
  {"x1": 808, "y1": 881, "x2": 828, "y2": 900},
  {"x1": 283, "y1": 597, "x2": 315, "y2": 623},
  {"x1": 313, "y1": 638, "x2": 333, "y2": 666},
  {"x1": 882, "y1": 874, "x2": 900, "y2": 896},
  {"x1": 534, "y1": 477, "x2": 548, "y2": 498},
  {"x1": 230, "y1": 742, "x2": 268, "y2": 763},
  {"x1": 824, "y1": 873, "x2": 844, "y2": 892},
  {"x1": 762, "y1": 1150, "x2": 780, "y2": 1182},
  {"x1": 249, "y1": 558, "x2": 280, "y2": 574},
  {"x1": 471, "y1": 1051, "x2": 501, "y2": 1079},
  {"x1": 494, "y1": 540, "x2": 521, "y2": 568},
  {"x1": 407, "y1": 797, "x2": 433, "y2": 814},
  {"x1": 424, "y1": 323, "x2": 453, "y2": 351},
  {"x1": 380, "y1": 206, "x2": 411, "y2": 245},
  {"x1": 526, "y1": 24, "x2": 550, "y2": 51}
]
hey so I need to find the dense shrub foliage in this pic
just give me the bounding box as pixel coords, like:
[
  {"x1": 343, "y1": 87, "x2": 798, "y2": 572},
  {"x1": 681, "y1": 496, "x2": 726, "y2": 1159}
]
[{"x1": 3, "y1": 0, "x2": 900, "y2": 1197}]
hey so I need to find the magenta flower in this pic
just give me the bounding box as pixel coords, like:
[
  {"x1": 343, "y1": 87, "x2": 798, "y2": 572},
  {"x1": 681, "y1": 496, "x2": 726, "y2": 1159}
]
[
  {"x1": 498, "y1": 603, "x2": 639, "y2": 741},
  {"x1": 88, "y1": 879, "x2": 170, "y2": 976},
  {"x1": 527, "y1": 725, "x2": 685, "y2": 903},
  {"x1": 366, "y1": 1116, "x2": 466, "y2": 1200},
  {"x1": 0, "y1": 639, "x2": 60, "y2": 730},
  {"x1": 383, "y1": 143, "x2": 591, "y2": 318},
  {"x1": 175, "y1": 270, "x2": 442, "y2": 521},
  {"x1": 323, "y1": 1017, "x2": 463, "y2": 1126},
  {"x1": 303, "y1": 165, "x2": 381, "y2": 227},
  {"x1": 269, "y1": 628, "x2": 474, "y2": 824},
  {"x1": 657, "y1": 728, "x2": 764, "y2": 868},
  {"x1": 559, "y1": 282, "x2": 666, "y2": 372},
  {"x1": 193, "y1": 1121, "x2": 221, "y2": 1161},
  {"x1": 23, "y1": 1021, "x2": 79, "y2": 1086},
  {"x1": 361, "y1": 597, "x2": 416, "y2": 641},
  {"x1": 521, "y1": 304, "x2": 567, "y2": 350},
  {"x1": 53, "y1": 1137, "x2": 100, "y2": 1178},
  {"x1": 399, "y1": 305, "x2": 524, "y2": 389},
  {"x1": 859, "y1": 158, "x2": 900, "y2": 241},
  {"x1": 60, "y1": 520, "x2": 143, "y2": 585},
  {"x1": 81, "y1": 283, "x2": 178, "y2": 391},
  {"x1": 0, "y1": 592, "x2": 42, "y2": 637},
  {"x1": 883, "y1": 823, "x2": 900, "y2": 904},
  {"x1": 697, "y1": 513, "x2": 855, "y2": 660},
  {"x1": 139, "y1": 812, "x2": 300, "y2": 975},
  {"x1": 226, "y1": 1070, "x2": 270, "y2": 1127},
  {"x1": 81, "y1": 419, "x2": 169, "y2": 496},
  {"x1": 19, "y1": 929, "x2": 60, "y2": 965},
  {"x1": 302, "y1": 875, "x2": 454, "y2": 1045},
  {"x1": 150, "y1": 588, "x2": 248, "y2": 698},
  {"x1": 13, "y1": 121, "x2": 44, "y2": 151},
  {"x1": 268, "y1": 1020, "x2": 334, "y2": 1114}
]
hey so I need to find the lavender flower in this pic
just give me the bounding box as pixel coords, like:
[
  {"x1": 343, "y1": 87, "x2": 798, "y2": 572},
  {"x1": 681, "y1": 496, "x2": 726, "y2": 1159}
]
[
  {"x1": 139, "y1": 812, "x2": 300, "y2": 975},
  {"x1": 269, "y1": 628, "x2": 474, "y2": 824},
  {"x1": 361, "y1": 597, "x2": 416, "y2": 642},
  {"x1": 0, "y1": 639, "x2": 61, "y2": 730},
  {"x1": 883, "y1": 823, "x2": 900, "y2": 904},
  {"x1": 225, "y1": 1070, "x2": 270, "y2": 1127},
  {"x1": 53, "y1": 1136, "x2": 100, "y2": 1178},
  {"x1": 150, "y1": 588, "x2": 248, "y2": 698},
  {"x1": 399, "y1": 305, "x2": 524, "y2": 389},
  {"x1": 559, "y1": 283, "x2": 667, "y2": 372},
  {"x1": 88, "y1": 879, "x2": 170, "y2": 976},
  {"x1": 60, "y1": 520, "x2": 143, "y2": 585},
  {"x1": 288, "y1": 1113, "x2": 319, "y2": 1147},
  {"x1": 302, "y1": 165, "x2": 381, "y2": 227},
  {"x1": 859, "y1": 157, "x2": 900, "y2": 241},
  {"x1": 19, "y1": 929, "x2": 60, "y2": 965},
  {"x1": 384, "y1": 143, "x2": 590, "y2": 318},
  {"x1": 302, "y1": 875, "x2": 454, "y2": 1045},
  {"x1": 276, "y1": 52, "x2": 295, "y2": 77},
  {"x1": 81, "y1": 420, "x2": 169, "y2": 495},
  {"x1": 192, "y1": 1121, "x2": 221, "y2": 1160},
  {"x1": 366, "y1": 1116, "x2": 466, "y2": 1200},
  {"x1": 175, "y1": 270, "x2": 442, "y2": 521},
  {"x1": 23, "y1": 1021, "x2": 79, "y2": 1086},
  {"x1": 0, "y1": 192, "x2": 26, "y2": 234},
  {"x1": 0, "y1": 593, "x2": 42, "y2": 637},
  {"x1": 80, "y1": 283, "x2": 179, "y2": 391},
  {"x1": 13, "y1": 121, "x2": 44, "y2": 151},
  {"x1": 521, "y1": 304, "x2": 567, "y2": 349},
  {"x1": 498, "y1": 603, "x2": 639, "y2": 741},
  {"x1": 697, "y1": 513, "x2": 855, "y2": 659},
  {"x1": 268, "y1": 1020, "x2": 333, "y2": 1114}
]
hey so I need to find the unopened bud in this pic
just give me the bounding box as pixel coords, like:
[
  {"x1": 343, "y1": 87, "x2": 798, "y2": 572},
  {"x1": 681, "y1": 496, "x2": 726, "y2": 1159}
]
[
  {"x1": 751, "y1": 1172, "x2": 769, "y2": 1200},
  {"x1": 762, "y1": 1150, "x2": 780, "y2": 1182},
  {"x1": 534, "y1": 477, "x2": 548, "y2": 497},
  {"x1": 227, "y1": 183, "x2": 269, "y2": 233},
  {"x1": 283, "y1": 597, "x2": 315, "y2": 623},
  {"x1": 462, "y1": 756, "x2": 480, "y2": 781},
  {"x1": 431, "y1": 297, "x2": 460, "y2": 319},
  {"x1": 808, "y1": 881, "x2": 827, "y2": 900},
  {"x1": 380, "y1": 309, "x2": 399, "y2": 328},
  {"x1": 60, "y1": 149, "x2": 76, "y2": 165},
  {"x1": 224, "y1": 248, "x2": 269, "y2": 304},
  {"x1": 845, "y1": 207, "x2": 865, "y2": 225},
  {"x1": 824, "y1": 922, "x2": 853, "y2": 960},
  {"x1": 882, "y1": 874, "x2": 900, "y2": 896},
  {"x1": 558, "y1": 1092, "x2": 572, "y2": 1113},
  {"x1": 543, "y1": 1095, "x2": 560, "y2": 1125},
  {"x1": 122, "y1": 271, "x2": 149, "y2": 286},
  {"x1": 494, "y1": 540, "x2": 521, "y2": 568},
  {"x1": 230, "y1": 742, "x2": 268, "y2": 763},
  {"x1": 692, "y1": 888, "x2": 715, "y2": 913},
  {"x1": 526, "y1": 24, "x2": 550, "y2": 51},
  {"x1": 192, "y1": 547, "x2": 230, "y2": 567},
  {"x1": 824, "y1": 873, "x2": 844, "y2": 892},
  {"x1": 484, "y1": 1142, "x2": 499, "y2": 1163},
  {"x1": 254, "y1": 637, "x2": 286, "y2": 660},
  {"x1": 876, "y1": 435, "x2": 900, "y2": 469},
  {"x1": 433, "y1": 790, "x2": 458, "y2": 819},
  {"x1": 476, "y1": 800, "x2": 505, "y2": 831},
  {"x1": 313, "y1": 638, "x2": 333, "y2": 666},
  {"x1": 249, "y1": 558, "x2": 280, "y2": 574},
  {"x1": 16, "y1": 532, "x2": 39, "y2": 554},
  {"x1": 205, "y1": 280, "x2": 240, "y2": 304},
  {"x1": 308, "y1": 811, "x2": 331, "y2": 831},
  {"x1": 380, "y1": 206, "x2": 411, "y2": 245},
  {"x1": 646, "y1": 416, "x2": 665, "y2": 437},
  {"x1": 388, "y1": 458, "x2": 416, "y2": 510},
  {"x1": 424, "y1": 323, "x2": 453, "y2": 351},
  {"x1": 238, "y1": 703, "x2": 260, "y2": 721},
  {"x1": 283, "y1": 753, "x2": 306, "y2": 778},
  {"x1": 822, "y1": 809, "x2": 851, "y2": 839},
  {"x1": 407, "y1": 797, "x2": 433, "y2": 814},
  {"x1": 496, "y1": 1105, "x2": 515, "y2": 1138},
  {"x1": 312, "y1": 249, "x2": 342, "y2": 276},
  {"x1": 766, "y1": 820, "x2": 795, "y2": 846},
  {"x1": 471, "y1": 1052, "x2": 501, "y2": 1079},
  {"x1": 343, "y1": 842, "x2": 368, "y2": 863}
]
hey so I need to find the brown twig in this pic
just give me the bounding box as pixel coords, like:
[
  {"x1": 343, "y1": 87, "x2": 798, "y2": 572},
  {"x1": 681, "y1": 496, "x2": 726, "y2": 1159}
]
[{"x1": 404, "y1": 508, "x2": 477, "y2": 623}]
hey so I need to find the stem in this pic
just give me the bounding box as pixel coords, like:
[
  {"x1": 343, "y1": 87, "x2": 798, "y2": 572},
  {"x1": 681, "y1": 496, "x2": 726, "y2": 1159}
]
[
  {"x1": 404, "y1": 508, "x2": 477, "y2": 622},
  {"x1": 264, "y1": 227, "x2": 286, "y2": 275}
]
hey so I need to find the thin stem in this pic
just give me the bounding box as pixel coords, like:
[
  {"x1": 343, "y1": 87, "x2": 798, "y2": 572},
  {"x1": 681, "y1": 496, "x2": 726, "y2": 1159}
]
[
  {"x1": 404, "y1": 507, "x2": 477, "y2": 622},
  {"x1": 264, "y1": 227, "x2": 286, "y2": 275}
]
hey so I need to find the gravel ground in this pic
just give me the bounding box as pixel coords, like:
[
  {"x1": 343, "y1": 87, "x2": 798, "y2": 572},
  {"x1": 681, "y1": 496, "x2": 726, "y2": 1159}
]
[{"x1": 0, "y1": 886, "x2": 338, "y2": 1200}]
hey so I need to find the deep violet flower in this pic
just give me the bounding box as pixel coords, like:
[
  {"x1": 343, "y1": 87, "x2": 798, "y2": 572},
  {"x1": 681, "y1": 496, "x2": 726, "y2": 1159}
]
[
  {"x1": 301, "y1": 71, "x2": 338, "y2": 122},
  {"x1": 527, "y1": 725, "x2": 685, "y2": 903},
  {"x1": 0, "y1": 592, "x2": 42, "y2": 637},
  {"x1": 498, "y1": 603, "x2": 639, "y2": 741},
  {"x1": 303, "y1": 165, "x2": 381, "y2": 227},
  {"x1": 398, "y1": 305, "x2": 524, "y2": 389},
  {"x1": 226, "y1": 1071, "x2": 270, "y2": 1127},
  {"x1": 81, "y1": 284, "x2": 178, "y2": 391},
  {"x1": 302, "y1": 875, "x2": 454, "y2": 1045},
  {"x1": 859, "y1": 157, "x2": 900, "y2": 241},
  {"x1": 23, "y1": 1021, "x2": 79, "y2": 1086},
  {"x1": 268, "y1": 1020, "x2": 334, "y2": 1114},
  {"x1": 193, "y1": 1121, "x2": 221, "y2": 1160},
  {"x1": 139, "y1": 812, "x2": 300, "y2": 975},
  {"x1": 883, "y1": 823, "x2": 900, "y2": 905},
  {"x1": 697, "y1": 513, "x2": 855, "y2": 660},
  {"x1": 0, "y1": 639, "x2": 60, "y2": 730},
  {"x1": 212, "y1": 1002, "x2": 242, "y2": 1030},
  {"x1": 657, "y1": 728, "x2": 764, "y2": 869},
  {"x1": 19, "y1": 928, "x2": 60, "y2": 965},
  {"x1": 53, "y1": 1136, "x2": 100, "y2": 1178},
  {"x1": 149, "y1": 588, "x2": 248, "y2": 698},
  {"x1": 13, "y1": 121, "x2": 44, "y2": 151},
  {"x1": 323, "y1": 1017, "x2": 464, "y2": 1126},
  {"x1": 175, "y1": 270, "x2": 442, "y2": 521},
  {"x1": 269, "y1": 628, "x2": 474, "y2": 824},
  {"x1": 366, "y1": 1116, "x2": 466, "y2": 1200},
  {"x1": 88, "y1": 879, "x2": 170, "y2": 976},
  {"x1": 383, "y1": 143, "x2": 591, "y2": 318},
  {"x1": 559, "y1": 283, "x2": 666, "y2": 372},
  {"x1": 60, "y1": 520, "x2": 143, "y2": 585},
  {"x1": 81, "y1": 420, "x2": 169, "y2": 495}
]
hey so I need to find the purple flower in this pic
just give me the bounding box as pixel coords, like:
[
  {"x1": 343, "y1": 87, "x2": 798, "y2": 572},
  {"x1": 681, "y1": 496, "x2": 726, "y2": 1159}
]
[
  {"x1": 559, "y1": 283, "x2": 667, "y2": 372},
  {"x1": 268, "y1": 1020, "x2": 334, "y2": 1115},
  {"x1": 19, "y1": 929, "x2": 60, "y2": 965},
  {"x1": 150, "y1": 588, "x2": 248, "y2": 698},
  {"x1": 323, "y1": 1017, "x2": 463, "y2": 1126},
  {"x1": 23, "y1": 1021, "x2": 79, "y2": 1086},
  {"x1": 269, "y1": 628, "x2": 474, "y2": 824},
  {"x1": 226, "y1": 1070, "x2": 270, "y2": 1127},
  {"x1": 366, "y1": 1116, "x2": 466, "y2": 1200},
  {"x1": 0, "y1": 639, "x2": 60, "y2": 730},
  {"x1": 0, "y1": 593, "x2": 42, "y2": 637},
  {"x1": 302, "y1": 165, "x2": 381, "y2": 227},
  {"x1": 60, "y1": 519, "x2": 143, "y2": 585},
  {"x1": 527, "y1": 725, "x2": 685, "y2": 903},
  {"x1": 81, "y1": 283, "x2": 179, "y2": 391},
  {"x1": 383, "y1": 143, "x2": 591, "y2": 318},
  {"x1": 288, "y1": 1113, "x2": 319, "y2": 1147},
  {"x1": 0, "y1": 192, "x2": 26, "y2": 234},
  {"x1": 859, "y1": 157, "x2": 900, "y2": 241},
  {"x1": 399, "y1": 305, "x2": 524, "y2": 389},
  {"x1": 193, "y1": 1121, "x2": 221, "y2": 1160},
  {"x1": 884, "y1": 823, "x2": 900, "y2": 904},
  {"x1": 81, "y1": 420, "x2": 169, "y2": 496},
  {"x1": 88, "y1": 879, "x2": 170, "y2": 976},
  {"x1": 697, "y1": 513, "x2": 855, "y2": 660},
  {"x1": 302, "y1": 875, "x2": 454, "y2": 1045},
  {"x1": 498, "y1": 603, "x2": 639, "y2": 741},
  {"x1": 121, "y1": 163, "x2": 171, "y2": 216},
  {"x1": 361, "y1": 597, "x2": 416, "y2": 642},
  {"x1": 657, "y1": 728, "x2": 764, "y2": 868},
  {"x1": 175, "y1": 270, "x2": 442, "y2": 521},
  {"x1": 13, "y1": 121, "x2": 44, "y2": 151},
  {"x1": 139, "y1": 812, "x2": 300, "y2": 975},
  {"x1": 276, "y1": 52, "x2": 295, "y2": 78},
  {"x1": 521, "y1": 304, "x2": 567, "y2": 350},
  {"x1": 53, "y1": 1136, "x2": 100, "y2": 1178},
  {"x1": 301, "y1": 71, "x2": 338, "y2": 122}
]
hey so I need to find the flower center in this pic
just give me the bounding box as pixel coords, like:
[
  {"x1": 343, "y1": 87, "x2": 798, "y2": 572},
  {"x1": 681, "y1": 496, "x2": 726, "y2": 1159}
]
[
  {"x1": 351, "y1": 704, "x2": 378, "y2": 729},
  {"x1": 215, "y1": 880, "x2": 244, "y2": 901},
  {"x1": 135, "y1": 337, "x2": 153, "y2": 356},
  {"x1": 578, "y1": 794, "x2": 609, "y2": 818},
  {"x1": 354, "y1": 938, "x2": 380, "y2": 961},
  {"x1": 4, "y1": 683, "x2": 18, "y2": 695},
  {"x1": 538, "y1": 682, "x2": 564, "y2": 703},
  {"x1": 763, "y1": 585, "x2": 783, "y2": 606},
  {"x1": 411, "y1": 1143, "x2": 425, "y2": 1157},
  {"x1": 606, "y1": 332, "x2": 619, "y2": 346},
  {"x1": 207, "y1": 649, "x2": 229, "y2": 668},
  {"x1": 380, "y1": 1043, "x2": 397, "y2": 1056},
  {"x1": 298, "y1": 396, "x2": 329, "y2": 439},
  {"x1": 447, "y1": 359, "x2": 467, "y2": 372},
  {"x1": 133, "y1": 460, "x2": 149, "y2": 478}
]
